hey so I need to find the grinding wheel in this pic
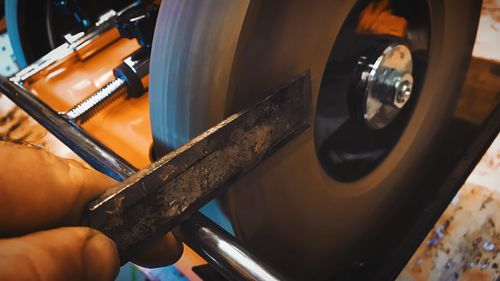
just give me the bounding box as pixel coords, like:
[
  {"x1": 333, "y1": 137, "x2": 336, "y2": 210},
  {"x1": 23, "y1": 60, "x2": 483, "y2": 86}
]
[{"x1": 149, "y1": 0, "x2": 481, "y2": 279}]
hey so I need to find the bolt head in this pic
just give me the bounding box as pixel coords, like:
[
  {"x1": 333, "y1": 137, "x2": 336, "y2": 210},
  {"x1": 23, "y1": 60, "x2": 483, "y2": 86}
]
[{"x1": 393, "y1": 74, "x2": 413, "y2": 108}]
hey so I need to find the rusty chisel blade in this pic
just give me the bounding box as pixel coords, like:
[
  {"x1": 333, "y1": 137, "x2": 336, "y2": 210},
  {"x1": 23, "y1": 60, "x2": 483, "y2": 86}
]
[{"x1": 85, "y1": 72, "x2": 312, "y2": 261}]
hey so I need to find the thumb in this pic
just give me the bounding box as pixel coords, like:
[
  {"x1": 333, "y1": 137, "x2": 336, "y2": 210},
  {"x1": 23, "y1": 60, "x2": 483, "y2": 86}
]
[{"x1": 0, "y1": 227, "x2": 119, "y2": 281}]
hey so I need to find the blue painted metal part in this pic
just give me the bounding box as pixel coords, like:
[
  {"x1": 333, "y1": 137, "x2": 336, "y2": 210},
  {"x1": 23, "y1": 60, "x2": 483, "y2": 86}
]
[{"x1": 5, "y1": 0, "x2": 28, "y2": 68}]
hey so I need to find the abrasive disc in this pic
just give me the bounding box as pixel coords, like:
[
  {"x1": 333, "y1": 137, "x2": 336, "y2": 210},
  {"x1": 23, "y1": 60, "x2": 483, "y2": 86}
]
[
  {"x1": 149, "y1": 0, "x2": 481, "y2": 279},
  {"x1": 149, "y1": 0, "x2": 250, "y2": 155}
]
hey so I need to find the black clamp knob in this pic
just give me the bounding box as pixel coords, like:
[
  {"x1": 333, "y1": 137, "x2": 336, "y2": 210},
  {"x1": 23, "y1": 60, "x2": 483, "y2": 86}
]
[
  {"x1": 116, "y1": 3, "x2": 158, "y2": 49},
  {"x1": 113, "y1": 49, "x2": 150, "y2": 98}
]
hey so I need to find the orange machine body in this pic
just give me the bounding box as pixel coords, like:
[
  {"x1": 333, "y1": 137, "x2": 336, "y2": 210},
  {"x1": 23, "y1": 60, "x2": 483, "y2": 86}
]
[{"x1": 27, "y1": 30, "x2": 152, "y2": 168}]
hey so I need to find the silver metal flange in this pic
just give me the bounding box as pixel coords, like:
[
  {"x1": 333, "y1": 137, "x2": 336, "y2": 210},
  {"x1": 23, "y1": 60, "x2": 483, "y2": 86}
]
[{"x1": 360, "y1": 43, "x2": 413, "y2": 129}]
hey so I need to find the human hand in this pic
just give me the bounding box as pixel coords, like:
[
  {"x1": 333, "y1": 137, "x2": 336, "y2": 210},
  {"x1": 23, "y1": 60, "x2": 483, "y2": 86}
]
[{"x1": 0, "y1": 141, "x2": 183, "y2": 281}]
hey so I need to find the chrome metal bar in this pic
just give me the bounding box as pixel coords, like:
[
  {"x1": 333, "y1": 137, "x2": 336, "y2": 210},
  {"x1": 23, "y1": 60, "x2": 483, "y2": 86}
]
[
  {"x1": 176, "y1": 212, "x2": 286, "y2": 281},
  {"x1": 0, "y1": 77, "x2": 136, "y2": 181},
  {"x1": 10, "y1": 19, "x2": 117, "y2": 85},
  {"x1": 0, "y1": 77, "x2": 287, "y2": 281}
]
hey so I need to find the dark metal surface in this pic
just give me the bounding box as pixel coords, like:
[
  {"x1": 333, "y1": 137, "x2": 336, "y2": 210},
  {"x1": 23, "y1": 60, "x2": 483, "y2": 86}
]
[
  {"x1": 86, "y1": 72, "x2": 311, "y2": 261},
  {"x1": 177, "y1": 212, "x2": 286, "y2": 281}
]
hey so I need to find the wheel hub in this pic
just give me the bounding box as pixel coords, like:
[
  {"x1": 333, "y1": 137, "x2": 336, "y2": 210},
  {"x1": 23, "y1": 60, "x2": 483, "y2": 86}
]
[{"x1": 361, "y1": 44, "x2": 413, "y2": 129}]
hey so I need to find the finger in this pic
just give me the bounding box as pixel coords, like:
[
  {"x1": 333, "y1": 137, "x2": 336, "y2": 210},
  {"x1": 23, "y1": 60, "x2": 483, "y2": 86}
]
[
  {"x1": 131, "y1": 232, "x2": 184, "y2": 268},
  {"x1": 0, "y1": 227, "x2": 119, "y2": 281},
  {"x1": 0, "y1": 141, "x2": 116, "y2": 236},
  {"x1": 0, "y1": 142, "x2": 183, "y2": 268}
]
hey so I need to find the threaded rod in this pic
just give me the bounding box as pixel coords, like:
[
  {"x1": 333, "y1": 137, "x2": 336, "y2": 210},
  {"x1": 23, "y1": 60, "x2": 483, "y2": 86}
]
[{"x1": 64, "y1": 78, "x2": 127, "y2": 124}]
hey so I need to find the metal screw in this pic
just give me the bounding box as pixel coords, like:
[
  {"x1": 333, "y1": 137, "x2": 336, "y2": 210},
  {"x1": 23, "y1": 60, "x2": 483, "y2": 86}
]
[
  {"x1": 63, "y1": 78, "x2": 127, "y2": 124},
  {"x1": 62, "y1": 48, "x2": 150, "y2": 124},
  {"x1": 393, "y1": 75, "x2": 413, "y2": 108}
]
